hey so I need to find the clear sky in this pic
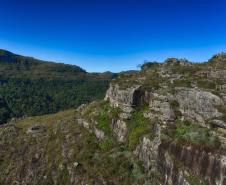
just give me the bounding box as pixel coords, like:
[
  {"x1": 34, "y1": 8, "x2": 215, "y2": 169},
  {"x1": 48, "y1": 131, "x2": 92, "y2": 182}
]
[{"x1": 0, "y1": 0, "x2": 226, "y2": 72}]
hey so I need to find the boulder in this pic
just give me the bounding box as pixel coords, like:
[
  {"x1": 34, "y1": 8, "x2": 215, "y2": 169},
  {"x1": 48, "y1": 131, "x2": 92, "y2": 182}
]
[{"x1": 27, "y1": 124, "x2": 45, "y2": 135}]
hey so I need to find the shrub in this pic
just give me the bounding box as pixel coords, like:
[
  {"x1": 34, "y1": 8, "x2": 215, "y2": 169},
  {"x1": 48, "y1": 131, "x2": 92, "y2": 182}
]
[
  {"x1": 197, "y1": 80, "x2": 216, "y2": 89},
  {"x1": 128, "y1": 107, "x2": 150, "y2": 150},
  {"x1": 171, "y1": 120, "x2": 221, "y2": 149},
  {"x1": 96, "y1": 116, "x2": 112, "y2": 135},
  {"x1": 99, "y1": 138, "x2": 115, "y2": 151}
]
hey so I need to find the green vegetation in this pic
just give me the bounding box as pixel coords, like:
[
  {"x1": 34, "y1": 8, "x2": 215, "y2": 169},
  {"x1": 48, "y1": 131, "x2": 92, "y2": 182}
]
[
  {"x1": 93, "y1": 101, "x2": 113, "y2": 134},
  {"x1": 81, "y1": 100, "x2": 122, "y2": 151},
  {"x1": 1, "y1": 51, "x2": 226, "y2": 184},
  {"x1": 0, "y1": 49, "x2": 115, "y2": 124},
  {"x1": 186, "y1": 175, "x2": 208, "y2": 185},
  {"x1": 128, "y1": 107, "x2": 150, "y2": 150},
  {"x1": 170, "y1": 100, "x2": 182, "y2": 118},
  {"x1": 0, "y1": 109, "x2": 156, "y2": 185},
  {"x1": 165, "y1": 120, "x2": 221, "y2": 149},
  {"x1": 208, "y1": 52, "x2": 226, "y2": 66},
  {"x1": 143, "y1": 71, "x2": 162, "y2": 91},
  {"x1": 197, "y1": 80, "x2": 216, "y2": 89},
  {"x1": 140, "y1": 61, "x2": 159, "y2": 70},
  {"x1": 0, "y1": 96, "x2": 11, "y2": 123},
  {"x1": 99, "y1": 138, "x2": 115, "y2": 151},
  {"x1": 216, "y1": 105, "x2": 226, "y2": 123},
  {"x1": 173, "y1": 79, "x2": 192, "y2": 87},
  {"x1": 111, "y1": 71, "x2": 140, "y2": 89}
]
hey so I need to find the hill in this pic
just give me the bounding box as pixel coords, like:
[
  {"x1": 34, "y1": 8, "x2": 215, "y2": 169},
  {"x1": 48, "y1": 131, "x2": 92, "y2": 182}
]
[
  {"x1": 1, "y1": 53, "x2": 226, "y2": 184},
  {"x1": 0, "y1": 49, "x2": 115, "y2": 124}
]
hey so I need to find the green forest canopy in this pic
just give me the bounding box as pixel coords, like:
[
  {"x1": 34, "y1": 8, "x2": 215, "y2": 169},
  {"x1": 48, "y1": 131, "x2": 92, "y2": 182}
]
[{"x1": 0, "y1": 49, "x2": 116, "y2": 124}]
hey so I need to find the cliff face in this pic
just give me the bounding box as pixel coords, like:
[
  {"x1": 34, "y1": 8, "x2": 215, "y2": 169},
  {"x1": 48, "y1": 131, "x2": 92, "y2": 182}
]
[
  {"x1": 102, "y1": 55, "x2": 226, "y2": 185},
  {"x1": 1, "y1": 54, "x2": 226, "y2": 185},
  {"x1": 104, "y1": 82, "x2": 226, "y2": 185}
]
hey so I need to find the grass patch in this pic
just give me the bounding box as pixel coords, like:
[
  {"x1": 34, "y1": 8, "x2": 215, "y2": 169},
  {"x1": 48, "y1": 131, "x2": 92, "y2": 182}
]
[
  {"x1": 166, "y1": 120, "x2": 221, "y2": 149},
  {"x1": 96, "y1": 116, "x2": 112, "y2": 135},
  {"x1": 128, "y1": 107, "x2": 150, "y2": 150},
  {"x1": 197, "y1": 80, "x2": 216, "y2": 90},
  {"x1": 170, "y1": 100, "x2": 182, "y2": 118},
  {"x1": 173, "y1": 79, "x2": 192, "y2": 87},
  {"x1": 186, "y1": 175, "x2": 208, "y2": 185},
  {"x1": 99, "y1": 138, "x2": 115, "y2": 151},
  {"x1": 83, "y1": 100, "x2": 122, "y2": 136}
]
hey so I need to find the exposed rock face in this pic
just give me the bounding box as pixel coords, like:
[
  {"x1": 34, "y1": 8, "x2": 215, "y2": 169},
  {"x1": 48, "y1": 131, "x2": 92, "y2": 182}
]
[
  {"x1": 134, "y1": 124, "x2": 161, "y2": 171},
  {"x1": 105, "y1": 84, "x2": 143, "y2": 112},
  {"x1": 147, "y1": 93, "x2": 175, "y2": 123},
  {"x1": 3, "y1": 55, "x2": 226, "y2": 185},
  {"x1": 104, "y1": 76, "x2": 226, "y2": 184},
  {"x1": 211, "y1": 119, "x2": 226, "y2": 129},
  {"x1": 94, "y1": 127, "x2": 105, "y2": 139},
  {"x1": 104, "y1": 75, "x2": 226, "y2": 185},
  {"x1": 207, "y1": 70, "x2": 226, "y2": 79},
  {"x1": 77, "y1": 118, "x2": 90, "y2": 129},
  {"x1": 106, "y1": 84, "x2": 175, "y2": 123},
  {"x1": 112, "y1": 119, "x2": 128, "y2": 142},
  {"x1": 158, "y1": 149, "x2": 190, "y2": 185},
  {"x1": 158, "y1": 142, "x2": 226, "y2": 185},
  {"x1": 175, "y1": 88, "x2": 222, "y2": 127}
]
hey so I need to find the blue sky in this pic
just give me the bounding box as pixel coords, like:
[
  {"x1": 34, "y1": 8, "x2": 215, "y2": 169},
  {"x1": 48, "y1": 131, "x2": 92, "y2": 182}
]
[{"x1": 0, "y1": 0, "x2": 226, "y2": 72}]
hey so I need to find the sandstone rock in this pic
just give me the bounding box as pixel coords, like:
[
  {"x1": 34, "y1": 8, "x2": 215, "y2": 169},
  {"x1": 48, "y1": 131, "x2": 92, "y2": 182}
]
[
  {"x1": 77, "y1": 118, "x2": 90, "y2": 129},
  {"x1": 211, "y1": 119, "x2": 226, "y2": 129},
  {"x1": 159, "y1": 142, "x2": 226, "y2": 185},
  {"x1": 105, "y1": 84, "x2": 143, "y2": 112},
  {"x1": 175, "y1": 88, "x2": 222, "y2": 127},
  {"x1": 119, "y1": 112, "x2": 132, "y2": 120},
  {"x1": 94, "y1": 127, "x2": 105, "y2": 140},
  {"x1": 112, "y1": 119, "x2": 128, "y2": 142},
  {"x1": 207, "y1": 70, "x2": 226, "y2": 79},
  {"x1": 134, "y1": 124, "x2": 161, "y2": 171},
  {"x1": 147, "y1": 94, "x2": 175, "y2": 123}
]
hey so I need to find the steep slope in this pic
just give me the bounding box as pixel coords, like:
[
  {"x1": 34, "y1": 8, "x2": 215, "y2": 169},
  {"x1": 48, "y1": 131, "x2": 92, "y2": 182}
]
[
  {"x1": 0, "y1": 49, "x2": 115, "y2": 124},
  {"x1": 1, "y1": 53, "x2": 226, "y2": 185},
  {"x1": 0, "y1": 109, "x2": 153, "y2": 185}
]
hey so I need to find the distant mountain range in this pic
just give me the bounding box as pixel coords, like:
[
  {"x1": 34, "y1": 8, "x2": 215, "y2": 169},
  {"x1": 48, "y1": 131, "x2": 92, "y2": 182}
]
[{"x1": 0, "y1": 49, "x2": 116, "y2": 124}]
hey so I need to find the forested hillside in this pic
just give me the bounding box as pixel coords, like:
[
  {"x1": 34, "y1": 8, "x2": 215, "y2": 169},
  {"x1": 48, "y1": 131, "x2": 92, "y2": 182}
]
[{"x1": 0, "y1": 49, "x2": 115, "y2": 124}]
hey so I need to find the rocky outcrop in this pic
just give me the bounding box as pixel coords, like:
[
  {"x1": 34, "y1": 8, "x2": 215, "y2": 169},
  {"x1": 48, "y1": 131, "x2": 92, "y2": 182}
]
[
  {"x1": 103, "y1": 78, "x2": 226, "y2": 185},
  {"x1": 211, "y1": 119, "x2": 226, "y2": 129},
  {"x1": 134, "y1": 123, "x2": 161, "y2": 171},
  {"x1": 146, "y1": 93, "x2": 175, "y2": 123},
  {"x1": 4, "y1": 54, "x2": 226, "y2": 185},
  {"x1": 175, "y1": 88, "x2": 223, "y2": 127},
  {"x1": 77, "y1": 118, "x2": 105, "y2": 139},
  {"x1": 207, "y1": 70, "x2": 226, "y2": 79},
  {"x1": 105, "y1": 84, "x2": 144, "y2": 112},
  {"x1": 112, "y1": 119, "x2": 128, "y2": 142},
  {"x1": 94, "y1": 127, "x2": 105, "y2": 139},
  {"x1": 27, "y1": 124, "x2": 46, "y2": 135},
  {"x1": 158, "y1": 142, "x2": 226, "y2": 185}
]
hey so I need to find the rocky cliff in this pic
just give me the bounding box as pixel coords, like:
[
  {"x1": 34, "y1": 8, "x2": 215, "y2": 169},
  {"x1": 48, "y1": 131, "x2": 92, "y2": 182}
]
[{"x1": 1, "y1": 53, "x2": 226, "y2": 185}]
